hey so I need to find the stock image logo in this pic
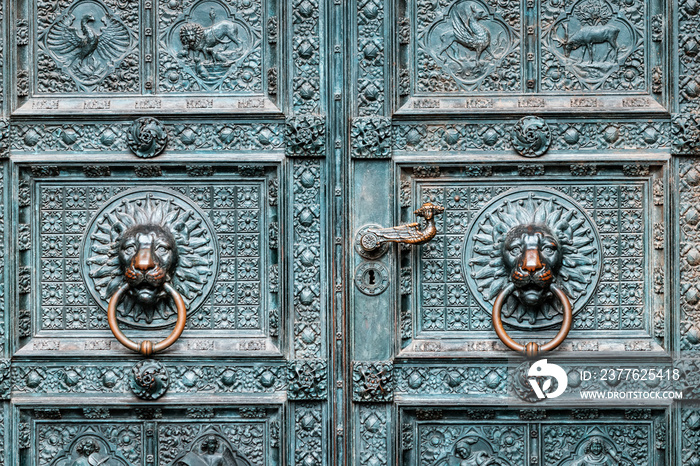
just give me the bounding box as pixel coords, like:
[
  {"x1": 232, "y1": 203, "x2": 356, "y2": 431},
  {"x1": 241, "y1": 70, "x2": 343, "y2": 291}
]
[{"x1": 527, "y1": 359, "x2": 568, "y2": 400}]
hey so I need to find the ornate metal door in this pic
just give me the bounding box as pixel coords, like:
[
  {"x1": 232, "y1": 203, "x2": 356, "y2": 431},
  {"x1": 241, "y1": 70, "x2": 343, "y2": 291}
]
[{"x1": 1, "y1": 0, "x2": 699, "y2": 465}]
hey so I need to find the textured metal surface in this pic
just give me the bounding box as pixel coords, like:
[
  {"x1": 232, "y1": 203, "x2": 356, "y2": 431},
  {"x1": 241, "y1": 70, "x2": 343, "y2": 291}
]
[{"x1": 0, "y1": 0, "x2": 697, "y2": 464}]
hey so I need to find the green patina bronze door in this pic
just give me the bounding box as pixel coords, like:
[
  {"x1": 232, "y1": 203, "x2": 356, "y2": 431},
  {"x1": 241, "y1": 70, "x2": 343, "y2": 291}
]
[{"x1": 1, "y1": 0, "x2": 699, "y2": 464}]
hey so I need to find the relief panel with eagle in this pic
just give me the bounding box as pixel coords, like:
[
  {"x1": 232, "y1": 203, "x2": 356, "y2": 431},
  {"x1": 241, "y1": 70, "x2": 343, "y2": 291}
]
[{"x1": 36, "y1": 0, "x2": 139, "y2": 94}]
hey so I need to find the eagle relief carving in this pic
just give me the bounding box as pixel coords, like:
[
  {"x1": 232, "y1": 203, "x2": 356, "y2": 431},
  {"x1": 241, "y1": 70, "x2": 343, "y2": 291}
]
[{"x1": 40, "y1": 0, "x2": 136, "y2": 91}]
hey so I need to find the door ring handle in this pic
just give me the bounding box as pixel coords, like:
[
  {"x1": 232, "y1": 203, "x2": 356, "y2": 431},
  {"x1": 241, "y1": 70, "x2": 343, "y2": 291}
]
[
  {"x1": 107, "y1": 283, "x2": 187, "y2": 356},
  {"x1": 492, "y1": 283, "x2": 572, "y2": 357}
]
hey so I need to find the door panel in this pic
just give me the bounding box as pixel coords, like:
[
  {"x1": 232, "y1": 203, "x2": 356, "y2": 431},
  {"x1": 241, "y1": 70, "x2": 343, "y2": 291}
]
[
  {"x1": 15, "y1": 163, "x2": 281, "y2": 356},
  {"x1": 397, "y1": 162, "x2": 667, "y2": 356},
  {"x1": 19, "y1": 405, "x2": 282, "y2": 465},
  {"x1": 351, "y1": 0, "x2": 694, "y2": 464},
  {"x1": 399, "y1": 407, "x2": 666, "y2": 465}
]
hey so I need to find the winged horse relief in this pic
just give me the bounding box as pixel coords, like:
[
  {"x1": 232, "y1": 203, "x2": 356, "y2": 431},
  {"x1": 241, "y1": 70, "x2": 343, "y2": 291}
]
[
  {"x1": 440, "y1": 3, "x2": 495, "y2": 65},
  {"x1": 426, "y1": 0, "x2": 511, "y2": 87},
  {"x1": 46, "y1": 10, "x2": 132, "y2": 88}
]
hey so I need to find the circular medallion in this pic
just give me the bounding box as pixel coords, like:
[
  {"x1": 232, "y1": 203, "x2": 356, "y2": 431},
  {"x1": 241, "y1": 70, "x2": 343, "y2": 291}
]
[
  {"x1": 355, "y1": 224, "x2": 389, "y2": 259},
  {"x1": 82, "y1": 188, "x2": 218, "y2": 329},
  {"x1": 464, "y1": 188, "x2": 601, "y2": 330},
  {"x1": 354, "y1": 261, "x2": 390, "y2": 296},
  {"x1": 511, "y1": 116, "x2": 551, "y2": 157},
  {"x1": 127, "y1": 117, "x2": 168, "y2": 158},
  {"x1": 131, "y1": 359, "x2": 169, "y2": 400}
]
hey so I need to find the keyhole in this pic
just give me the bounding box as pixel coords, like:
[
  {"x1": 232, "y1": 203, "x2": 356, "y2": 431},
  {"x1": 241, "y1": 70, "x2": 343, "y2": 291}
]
[{"x1": 368, "y1": 270, "x2": 376, "y2": 285}]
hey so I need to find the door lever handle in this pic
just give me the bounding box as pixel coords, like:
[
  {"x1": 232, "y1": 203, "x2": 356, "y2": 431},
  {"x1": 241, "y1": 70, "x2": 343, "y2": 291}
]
[{"x1": 356, "y1": 202, "x2": 444, "y2": 258}]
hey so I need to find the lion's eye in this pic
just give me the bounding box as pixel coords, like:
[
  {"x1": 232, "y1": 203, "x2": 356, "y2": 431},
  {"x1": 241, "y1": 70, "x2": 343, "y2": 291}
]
[
  {"x1": 156, "y1": 245, "x2": 169, "y2": 253},
  {"x1": 508, "y1": 246, "x2": 521, "y2": 255},
  {"x1": 122, "y1": 245, "x2": 136, "y2": 255},
  {"x1": 542, "y1": 245, "x2": 556, "y2": 254}
]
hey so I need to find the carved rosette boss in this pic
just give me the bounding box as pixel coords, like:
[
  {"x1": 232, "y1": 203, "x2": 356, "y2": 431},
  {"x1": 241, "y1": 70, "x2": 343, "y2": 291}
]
[
  {"x1": 127, "y1": 117, "x2": 169, "y2": 158},
  {"x1": 511, "y1": 116, "x2": 552, "y2": 157},
  {"x1": 285, "y1": 115, "x2": 326, "y2": 157}
]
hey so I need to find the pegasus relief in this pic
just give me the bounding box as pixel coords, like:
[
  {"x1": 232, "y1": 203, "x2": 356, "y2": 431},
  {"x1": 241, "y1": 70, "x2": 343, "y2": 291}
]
[{"x1": 440, "y1": 4, "x2": 495, "y2": 65}]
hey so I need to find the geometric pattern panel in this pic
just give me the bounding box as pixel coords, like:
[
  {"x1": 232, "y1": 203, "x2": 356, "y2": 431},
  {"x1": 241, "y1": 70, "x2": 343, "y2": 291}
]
[
  {"x1": 19, "y1": 164, "x2": 278, "y2": 340},
  {"x1": 397, "y1": 162, "x2": 665, "y2": 350}
]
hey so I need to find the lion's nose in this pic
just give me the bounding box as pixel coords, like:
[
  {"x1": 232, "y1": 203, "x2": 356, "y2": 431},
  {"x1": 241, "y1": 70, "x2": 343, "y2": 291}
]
[
  {"x1": 134, "y1": 248, "x2": 155, "y2": 270},
  {"x1": 521, "y1": 249, "x2": 543, "y2": 272}
]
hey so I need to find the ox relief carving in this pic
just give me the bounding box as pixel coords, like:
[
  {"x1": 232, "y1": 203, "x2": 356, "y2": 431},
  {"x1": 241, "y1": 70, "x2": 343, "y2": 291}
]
[
  {"x1": 83, "y1": 189, "x2": 218, "y2": 329},
  {"x1": 542, "y1": 0, "x2": 642, "y2": 90},
  {"x1": 464, "y1": 189, "x2": 601, "y2": 329},
  {"x1": 417, "y1": 0, "x2": 521, "y2": 92},
  {"x1": 38, "y1": 0, "x2": 137, "y2": 92},
  {"x1": 160, "y1": 0, "x2": 261, "y2": 92}
]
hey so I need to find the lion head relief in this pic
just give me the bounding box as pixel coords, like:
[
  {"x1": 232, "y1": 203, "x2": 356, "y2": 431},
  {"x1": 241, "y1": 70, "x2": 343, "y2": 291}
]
[
  {"x1": 465, "y1": 189, "x2": 600, "y2": 327},
  {"x1": 119, "y1": 224, "x2": 178, "y2": 305},
  {"x1": 84, "y1": 190, "x2": 217, "y2": 328},
  {"x1": 179, "y1": 22, "x2": 204, "y2": 51}
]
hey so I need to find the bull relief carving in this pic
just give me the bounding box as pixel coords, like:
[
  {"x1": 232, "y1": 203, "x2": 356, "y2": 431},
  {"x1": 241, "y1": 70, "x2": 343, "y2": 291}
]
[
  {"x1": 160, "y1": 0, "x2": 260, "y2": 92},
  {"x1": 83, "y1": 189, "x2": 218, "y2": 329},
  {"x1": 422, "y1": 0, "x2": 519, "y2": 91},
  {"x1": 39, "y1": 0, "x2": 136, "y2": 91},
  {"x1": 465, "y1": 189, "x2": 600, "y2": 329},
  {"x1": 542, "y1": 0, "x2": 641, "y2": 90}
]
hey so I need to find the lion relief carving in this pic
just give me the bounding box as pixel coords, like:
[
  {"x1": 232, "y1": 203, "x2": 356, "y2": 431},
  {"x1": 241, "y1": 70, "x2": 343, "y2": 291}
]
[
  {"x1": 465, "y1": 189, "x2": 601, "y2": 328},
  {"x1": 502, "y1": 224, "x2": 562, "y2": 309},
  {"x1": 83, "y1": 190, "x2": 217, "y2": 328},
  {"x1": 119, "y1": 224, "x2": 178, "y2": 305},
  {"x1": 178, "y1": 19, "x2": 244, "y2": 64}
]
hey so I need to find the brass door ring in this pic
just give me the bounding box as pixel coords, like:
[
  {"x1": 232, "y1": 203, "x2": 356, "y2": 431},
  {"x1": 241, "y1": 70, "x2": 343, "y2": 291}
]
[
  {"x1": 108, "y1": 283, "x2": 187, "y2": 356},
  {"x1": 492, "y1": 283, "x2": 572, "y2": 357}
]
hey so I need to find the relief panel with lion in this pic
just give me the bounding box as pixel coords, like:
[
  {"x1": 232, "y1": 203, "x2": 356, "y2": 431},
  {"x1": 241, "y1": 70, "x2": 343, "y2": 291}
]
[
  {"x1": 15, "y1": 164, "x2": 280, "y2": 354},
  {"x1": 397, "y1": 163, "x2": 666, "y2": 354}
]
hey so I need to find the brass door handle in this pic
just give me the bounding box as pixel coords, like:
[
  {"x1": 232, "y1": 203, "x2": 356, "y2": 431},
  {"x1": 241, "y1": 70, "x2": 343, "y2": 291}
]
[
  {"x1": 356, "y1": 202, "x2": 445, "y2": 258},
  {"x1": 492, "y1": 283, "x2": 572, "y2": 357},
  {"x1": 108, "y1": 283, "x2": 187, "y2": 356}
]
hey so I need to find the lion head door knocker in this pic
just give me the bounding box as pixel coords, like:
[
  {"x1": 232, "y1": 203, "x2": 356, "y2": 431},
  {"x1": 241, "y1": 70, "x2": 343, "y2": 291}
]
[
  {"x1": 83, "y1": 189, "x2": 218, "y2": 357},
  {"x1": 465, "y1": 189, "x2": 601, "y2": 356}
]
